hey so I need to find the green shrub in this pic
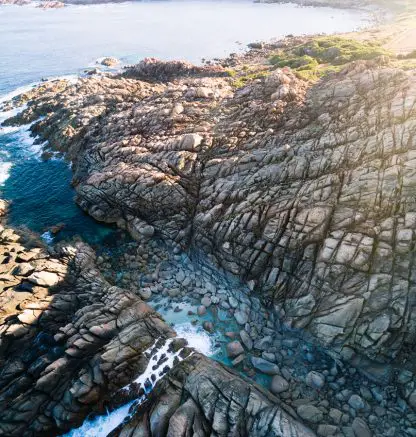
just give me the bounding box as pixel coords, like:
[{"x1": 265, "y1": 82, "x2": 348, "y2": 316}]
[{"x1": 269, "y1": 36, "x2": 392, "y2": 81}]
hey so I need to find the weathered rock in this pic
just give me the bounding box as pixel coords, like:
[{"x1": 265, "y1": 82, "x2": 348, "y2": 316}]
[
  {"x1": 112, "y1": 353, "x2": 316, "y2": 437},
  {"x1": 0, "y1": 241, "x2": 176, "y2": 436},
  {"x1": 5, "y1": 56, "x2": 416, "y2": 365}
]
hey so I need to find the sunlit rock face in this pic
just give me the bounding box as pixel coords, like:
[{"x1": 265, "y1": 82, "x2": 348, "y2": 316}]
[
  {"x1": 110, "y1": 353, "x2": 316, "y2": 437},
  {"x1": 6, "y1": 58, "x2": 416, "y2": 362}
]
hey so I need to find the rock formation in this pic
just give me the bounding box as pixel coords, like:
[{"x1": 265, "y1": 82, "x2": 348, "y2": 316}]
[
  {"x1": 6, "y1": 55, "x2": 416, "y2": 366},
  {"x1": 0, "y1": 200, "x2": 316, "y2": 436},
  {"x1": 111, "y1": 353, "x2": 315, "y2": 437},
  {"x1": 0, "y1": 224, "x2": 176, "y2": 435}
]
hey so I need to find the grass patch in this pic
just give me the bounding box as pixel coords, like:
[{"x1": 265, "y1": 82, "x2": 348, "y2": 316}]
[
  {"x1": 269, "y1": 36, "x2": 392, "y2": 81},
  {"x1": 229, "y1": 70, "x2": 270, "y2": 89}
]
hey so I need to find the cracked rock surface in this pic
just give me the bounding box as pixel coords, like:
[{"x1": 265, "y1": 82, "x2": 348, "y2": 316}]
[
  {"x1": 0, "y1": 203, "x2": 315, "y2": 436},
  {"x1": 111, "y1": 352, "x2": 315, "y2": 437},
  {"x1": 6, "y1": 56, "x2": 416, "y2": 365},
  {"x1": 0, "y1": 226, "x2": 177, "y2": 436}
]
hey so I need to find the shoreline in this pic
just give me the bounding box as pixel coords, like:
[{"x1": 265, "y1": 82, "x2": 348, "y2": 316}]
[{"x1": 2, "y1": 2, "x2": 416, "y2": 436}]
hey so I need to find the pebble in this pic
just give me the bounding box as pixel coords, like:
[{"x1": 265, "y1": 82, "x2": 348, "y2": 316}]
[
  {"x1": 251, "y1": 357, "x2": 280, "y2": 375},
  {"x1": 351, "y1": 418, "x2": 371, "y2": 437},
  {"x1": 226, "y1": 341, "x2": 244, "y2": 358},
  {"x1": 240, "y1": 329, "x2": 253, "y2": 350},
  {"x1": 297, "y1": 405, "x2": 324, "y2": 423},
  {"x1": 348, "y1": 394, "x2": 365, "y2": 411},
  {"x1": 234, "y1": 310, "x2": 249, "y2": 325},
  {"x1": 306, "y1": 371, "x2": 325, "y2": 390},
  {"x1": 270, "y1": 375, "x2": 289, "y2": 394},
  {"x1": 317, "y1": 424, "x2": 338, "y2": 437},
  {"x1": 201, "y1": 296, "x2": 212, "y2": 307}
]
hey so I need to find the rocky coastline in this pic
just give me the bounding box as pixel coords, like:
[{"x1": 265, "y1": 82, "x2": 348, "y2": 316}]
[{"x1": 2, "y1": 2, "x2": 416, "y2": 436}]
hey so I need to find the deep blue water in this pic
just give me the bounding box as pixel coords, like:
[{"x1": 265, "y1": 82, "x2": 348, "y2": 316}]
[
  {"x1": 0, "y1": 1, "x2": 368, "y2": 243},
  {"x1": 0, "y1": 124, "x2": 116, "y2": 244}
]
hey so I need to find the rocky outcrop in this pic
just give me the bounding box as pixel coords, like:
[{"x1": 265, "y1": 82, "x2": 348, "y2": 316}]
[
  {"x1": 0, "y1": 233, "x2": 177, "y2": 436},
  {"x1": 0, "y1": 201, "x2": 317, "y2": 436},
  {"x1": 111, "y1": 353, "x2": 315, "y2": 437},
  {"x1": 5, "y1": 56, "x2": 416, "y2": 365}
]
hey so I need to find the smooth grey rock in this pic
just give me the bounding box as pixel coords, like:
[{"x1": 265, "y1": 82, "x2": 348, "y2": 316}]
[
  {"x1": 234, "y1": 310, "x2": 249, "y2": 325},
  {"x1": 351, "y1": 418, "x2": 371, "y2": 437},
  {"x1": 240, "y1": 329, "x2": 253, "y2": 350},
  {"x1": 270, "y1": 375, "x2": 289, "y2": 394},
  {"x1": 348, "y1": 394, "x2": 365, "y2": 410},
  {"x1": 251, "y1": 357, "x2": 279, "y2": 375},
  {"x1": 306, "y1": 371, "x2": 325, "y2": 390},
  {"x1": 297, "y1": 405, "x2": 324, "y2": 424},
  {"x1": 317, "y1": 424, "x2": 338, "y2": 436},
  {"x1": 201, "y1": 296, "x2": 212, "y2": 307}
]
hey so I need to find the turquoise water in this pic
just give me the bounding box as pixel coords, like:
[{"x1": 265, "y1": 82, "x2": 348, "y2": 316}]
[{"x1": 0, "y1": 1, "x2": 368, "y2": 242}]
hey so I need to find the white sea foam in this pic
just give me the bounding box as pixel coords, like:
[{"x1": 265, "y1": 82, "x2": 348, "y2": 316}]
[
  {"x1": 0, "y1": 161, "x2": 12, "y2": 186},
  {"x1": 63, "y1": 401, "x2": 134, "y2": 437},
  {"x1": 0, "y1": 125, "x2": 20, "y2": 135},
  {"x1": 41, "y1": 231, "x2": 54, "y2": 245},
  {"x1": 63, "y1": 338, "x2": 188, "y2": 437},
  {"x1": 175, "y1": 322, "x2": 217, "y2": 357}
]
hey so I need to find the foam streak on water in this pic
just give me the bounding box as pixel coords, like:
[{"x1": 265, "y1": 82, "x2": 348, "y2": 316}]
[{"x1": 175, "y1": 322, "x2": 217, "y2": 356}]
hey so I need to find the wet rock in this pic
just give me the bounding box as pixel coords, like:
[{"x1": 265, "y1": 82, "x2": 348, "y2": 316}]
[
  {"x1": 203, "y1": 321, "x2": 214, "y2": 333},
  {"x1": 197, "y1": 305, "x2": 207, "y2": 316},
  {"x1": 112, "y1": 354, "x2": 316, "y2": 436}
]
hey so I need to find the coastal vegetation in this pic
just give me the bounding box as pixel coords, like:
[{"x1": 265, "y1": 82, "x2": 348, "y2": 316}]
[{"x1": 269, "y1": 36, "x2": 391, "y2": 80}]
